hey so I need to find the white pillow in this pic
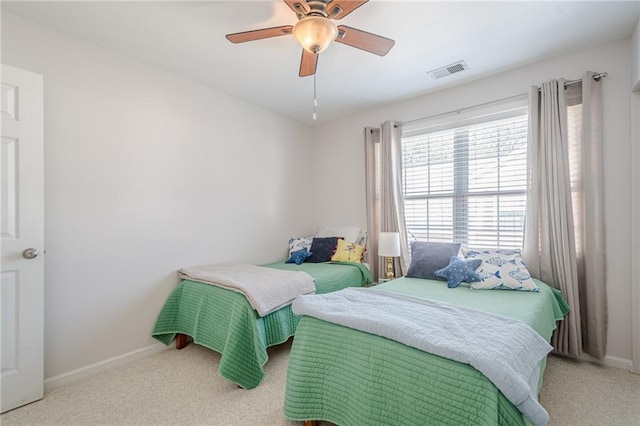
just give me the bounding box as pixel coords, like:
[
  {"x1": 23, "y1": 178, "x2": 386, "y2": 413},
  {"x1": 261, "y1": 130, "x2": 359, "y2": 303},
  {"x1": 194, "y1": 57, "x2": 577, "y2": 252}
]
[
  {"x1": 315, "y1": 226, "x2": 367, "y2": 245},
  {"x1": 462, "y1": 249, "x2": 539, "y2": 292}
]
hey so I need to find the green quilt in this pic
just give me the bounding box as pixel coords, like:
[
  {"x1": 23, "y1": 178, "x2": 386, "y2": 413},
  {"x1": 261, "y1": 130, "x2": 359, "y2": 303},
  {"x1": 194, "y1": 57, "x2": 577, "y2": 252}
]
[
  {"x1": 152, "y1": 261, "x2": 371, "y2": 388},
  {"x1": 284, "y1": 277, "x2": 569, "y2": 425}
]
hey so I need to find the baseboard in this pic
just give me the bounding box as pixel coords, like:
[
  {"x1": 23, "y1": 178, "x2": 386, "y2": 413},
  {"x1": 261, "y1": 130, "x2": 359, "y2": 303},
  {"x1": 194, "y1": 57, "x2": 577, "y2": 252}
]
[
  {"x1": 44, "y1": 342, "x2": 170, "y2": 391},
  {"x1": 573, "y1": 352, "x2": 634, "y2": 372},
  {"x1": 602, "y1": 355, "x2": 634, "y2": 372},
  {"x1": 40, "y1": 342, "x2": 637, "y2": 391}
]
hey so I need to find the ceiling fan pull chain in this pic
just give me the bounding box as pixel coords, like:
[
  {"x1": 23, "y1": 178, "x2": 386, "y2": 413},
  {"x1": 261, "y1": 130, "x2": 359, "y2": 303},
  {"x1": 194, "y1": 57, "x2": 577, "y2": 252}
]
[{"x1": 313, "y1": 71, "x2": 318, "y2": 120}]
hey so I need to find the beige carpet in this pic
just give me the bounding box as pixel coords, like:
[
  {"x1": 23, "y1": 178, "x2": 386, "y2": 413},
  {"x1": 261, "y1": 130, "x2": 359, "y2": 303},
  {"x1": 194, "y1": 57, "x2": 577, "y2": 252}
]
[{"x1": 2, "y1": 340, "x2": 639, "y2": 425}]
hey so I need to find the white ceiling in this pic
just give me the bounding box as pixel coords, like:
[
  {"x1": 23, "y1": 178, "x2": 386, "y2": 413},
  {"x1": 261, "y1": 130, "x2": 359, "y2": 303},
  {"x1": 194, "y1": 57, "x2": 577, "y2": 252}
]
[{"x1": 3, "y1": 1, "x2": 639, "y2": 125}]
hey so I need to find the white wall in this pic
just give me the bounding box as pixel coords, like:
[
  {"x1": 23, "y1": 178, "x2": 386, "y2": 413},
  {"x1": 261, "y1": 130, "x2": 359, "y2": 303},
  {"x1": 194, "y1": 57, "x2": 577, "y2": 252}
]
[
  {"x1": 631, "y1": 91, "x2": 640, "y2": 374},
  {"x1": 632, "y1": 17, "x2": 640, "y2": 90},
  {"x1": 1, "y1": 12, "x2": 315, "y2": 380},
  {"x1": 631, "y1": 16, "x2": 640, "y2": 375},
  {"x1": 311, "y1": 39, "x2": 635, "y2": 367}
]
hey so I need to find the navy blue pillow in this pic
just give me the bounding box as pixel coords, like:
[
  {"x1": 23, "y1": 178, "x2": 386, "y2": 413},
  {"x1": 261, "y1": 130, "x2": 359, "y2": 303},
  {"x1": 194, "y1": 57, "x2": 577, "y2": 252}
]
[
  {"x1": 305, "y1": 237, "x2": 340, "y2": 263},
  {"x1": 406, "y1": 241, "x2": 461, "y2": 280},
  {"x1": 285, "y1": 249, "x2": 313, "y2": 265},
  {"x1": 435, "y1": 256, "x2": 483, "y2": 288}
]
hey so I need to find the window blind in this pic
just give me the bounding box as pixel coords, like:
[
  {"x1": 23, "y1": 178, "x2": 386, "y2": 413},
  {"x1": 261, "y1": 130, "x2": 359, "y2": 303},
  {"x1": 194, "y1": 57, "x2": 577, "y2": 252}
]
[{"x1": 402, "y1": 109, "x2": 528, "y2": 249}]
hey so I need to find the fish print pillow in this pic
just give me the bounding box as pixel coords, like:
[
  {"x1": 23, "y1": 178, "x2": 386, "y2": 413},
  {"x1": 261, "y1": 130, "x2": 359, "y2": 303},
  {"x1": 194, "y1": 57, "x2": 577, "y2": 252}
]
[
  {"x1": 462, "y1": 249, "x2": 539, "y2": 292},
  {"x1": 288, "y1": 237, "x2": 313, "y2": 257}
]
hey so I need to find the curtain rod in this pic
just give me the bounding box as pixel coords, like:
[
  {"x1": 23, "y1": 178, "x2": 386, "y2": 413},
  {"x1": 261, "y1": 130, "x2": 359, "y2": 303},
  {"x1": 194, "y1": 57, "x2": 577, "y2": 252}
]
[
  {"x1": 398, "y1": 72, "x2": 608, "y2": 128},
  {"x1": 541, "y1": 71, "x2": 608, "y2": 91},
  {"x1": 400, "y1": 93, "x2": 527, "y2": 127}
]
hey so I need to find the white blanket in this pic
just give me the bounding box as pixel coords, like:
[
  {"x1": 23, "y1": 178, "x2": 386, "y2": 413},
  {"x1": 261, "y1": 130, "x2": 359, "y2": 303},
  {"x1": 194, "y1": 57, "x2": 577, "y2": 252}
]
[
  {"x1": 292, "y1": 287, "x2": 552, "y2": 426},
  {"x1": 179, "y1": 262, "x2": 315, "y2": 316}
]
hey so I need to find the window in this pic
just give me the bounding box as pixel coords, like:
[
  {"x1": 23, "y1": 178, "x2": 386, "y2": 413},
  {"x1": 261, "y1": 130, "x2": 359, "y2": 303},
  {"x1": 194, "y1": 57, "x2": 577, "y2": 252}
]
[{"x1": 401, "y1": 102, "x2": 528, "y2": 249}]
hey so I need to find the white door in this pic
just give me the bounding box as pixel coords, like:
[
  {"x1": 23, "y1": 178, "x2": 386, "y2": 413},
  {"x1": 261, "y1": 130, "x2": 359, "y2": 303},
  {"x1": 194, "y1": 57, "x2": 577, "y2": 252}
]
[{"x1": 1, "y1": 64, "x2": 45, "y2": 413}]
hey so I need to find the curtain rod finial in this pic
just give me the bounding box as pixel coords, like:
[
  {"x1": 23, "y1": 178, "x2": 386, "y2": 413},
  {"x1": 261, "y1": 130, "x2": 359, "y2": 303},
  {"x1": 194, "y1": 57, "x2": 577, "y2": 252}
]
[{"x1": 594, "y1": 72, "x2": 608, "y2": 81}]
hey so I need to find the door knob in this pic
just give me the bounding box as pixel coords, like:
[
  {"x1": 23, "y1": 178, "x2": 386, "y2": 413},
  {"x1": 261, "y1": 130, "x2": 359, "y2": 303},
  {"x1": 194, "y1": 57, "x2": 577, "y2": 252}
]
[{"x1": 22, "y1": 248, "x2": 38, "y2": 259}]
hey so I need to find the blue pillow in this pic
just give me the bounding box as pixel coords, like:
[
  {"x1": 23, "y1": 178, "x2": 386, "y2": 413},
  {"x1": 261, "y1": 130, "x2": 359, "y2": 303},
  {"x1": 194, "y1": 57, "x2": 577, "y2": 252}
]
[
  {"x1": 435, "y1": 256, "x2": 483, "y2": 288},
  {"x1": 305, "y1": 237, "x2": 340, "y2": 263},
  {"x1": 285, "y1": 249, "x2": 313, "y2": 265},
  {"x1": 406, "y1": 241, "x2": 461, "y2": 280}
]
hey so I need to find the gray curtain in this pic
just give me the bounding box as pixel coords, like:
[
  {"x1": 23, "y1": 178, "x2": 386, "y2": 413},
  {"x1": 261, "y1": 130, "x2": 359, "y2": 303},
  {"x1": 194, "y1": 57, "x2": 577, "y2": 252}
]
[
  {"x1": 523, "y1": 72, "x2": 606, "y2": 359},
  {"x1": 364, "y1": 127, "x2": 381, "y2": 279},
  {"x1": 575, "y1": 72, "x2": 607, "y2": 359},
  {"x1": 364, "y1": 121, "x2": 409, "y2": 281}
]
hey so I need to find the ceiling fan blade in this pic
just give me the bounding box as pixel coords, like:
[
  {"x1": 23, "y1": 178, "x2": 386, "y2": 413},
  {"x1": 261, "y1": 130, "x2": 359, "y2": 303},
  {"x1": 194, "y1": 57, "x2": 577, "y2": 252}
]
[
  {"x1": 283, "y1": 0, "x2": 310, "y2": 16},
  {"x1": 326, "y1": 0, "x2": 368, "y2": 19},
  {"x1": 335, "y1": 25, "x2": 395, "y2": 56},
  {"x1": 299, "y1": 49, "x2": 318, "y2": 77},
  {"x1": 226, "y1": 25, "x2": 293, "y2": 43}
]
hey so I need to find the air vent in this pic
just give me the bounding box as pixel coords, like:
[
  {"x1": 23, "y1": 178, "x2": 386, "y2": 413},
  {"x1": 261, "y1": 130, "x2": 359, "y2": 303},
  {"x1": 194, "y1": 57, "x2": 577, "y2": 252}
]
[{"x1": 428, "y1": 61, "x2": 469, "y2": 80}]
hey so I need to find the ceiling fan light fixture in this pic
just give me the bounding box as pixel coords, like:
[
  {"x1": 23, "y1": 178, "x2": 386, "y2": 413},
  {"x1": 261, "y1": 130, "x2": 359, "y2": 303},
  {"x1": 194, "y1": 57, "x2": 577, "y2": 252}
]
[{"x1": 293, "y1": 16, "x2": 337, "y2": 54}]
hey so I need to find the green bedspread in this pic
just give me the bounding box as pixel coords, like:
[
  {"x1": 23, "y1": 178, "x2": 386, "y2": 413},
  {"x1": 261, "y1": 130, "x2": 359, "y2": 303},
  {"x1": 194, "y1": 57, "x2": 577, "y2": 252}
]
[
  {"x1": 284, "y1": 277, "x2": 569, "y2": 425},
  {"x1": 152, "y1": 261, "x2": 371, "y2": 389}
]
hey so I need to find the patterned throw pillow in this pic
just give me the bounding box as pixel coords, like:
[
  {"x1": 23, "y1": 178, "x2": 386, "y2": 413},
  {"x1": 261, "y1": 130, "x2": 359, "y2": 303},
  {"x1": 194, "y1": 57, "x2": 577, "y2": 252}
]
[
  {"x1": 288, "y1": 237, "x2": 313, "y2": 257},
  {"x1": 462, "y1": 249, "x2": 540, "y2": 292},
  {"x1": 285, "y1": 249, "x2": 313, "y2": 265},
  {"x1": 330, "y1": 239, "x2": 366, "y2": 263},
  {"x1": 434, "y1": 256, "x2": 483, "y2": 288}
]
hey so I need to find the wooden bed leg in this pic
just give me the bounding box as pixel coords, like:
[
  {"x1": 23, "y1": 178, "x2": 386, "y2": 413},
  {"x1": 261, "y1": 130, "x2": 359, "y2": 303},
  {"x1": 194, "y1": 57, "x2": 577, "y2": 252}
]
[
  {"x1": 303, "y1": 421, "x2": 318, "y2": 426},
  {"x1": 175, "y1": 333, "x2": 189, "y2": 350}
]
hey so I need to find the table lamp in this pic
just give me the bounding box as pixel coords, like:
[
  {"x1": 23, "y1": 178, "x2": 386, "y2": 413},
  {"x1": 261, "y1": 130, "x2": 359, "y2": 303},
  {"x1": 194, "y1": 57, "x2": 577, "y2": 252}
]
[{"x1": 378, "y1": 232, "x2": 401, "y2": 280}]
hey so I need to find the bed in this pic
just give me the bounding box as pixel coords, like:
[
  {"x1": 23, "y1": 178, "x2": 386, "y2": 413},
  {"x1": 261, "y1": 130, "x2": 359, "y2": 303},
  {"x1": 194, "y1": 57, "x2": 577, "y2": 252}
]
[
  {"x1": 152, "y1": 260, "x2": 372, "y2": 389},
  {"x1": 284, "y1": 276, "x2": 569, "y2": 426}
]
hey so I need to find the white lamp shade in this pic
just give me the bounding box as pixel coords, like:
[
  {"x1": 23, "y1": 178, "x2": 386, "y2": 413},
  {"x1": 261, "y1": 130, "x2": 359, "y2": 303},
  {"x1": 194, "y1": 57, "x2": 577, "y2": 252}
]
[{"x1": 378, "y1": 232, "x2": 401, "y2": 257}]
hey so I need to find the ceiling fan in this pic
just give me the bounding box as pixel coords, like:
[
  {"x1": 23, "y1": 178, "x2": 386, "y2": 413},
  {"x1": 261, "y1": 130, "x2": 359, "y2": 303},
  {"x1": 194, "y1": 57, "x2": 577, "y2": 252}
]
[{"x1": 225, "y1": 0, "x2": 395, "y2": 77}]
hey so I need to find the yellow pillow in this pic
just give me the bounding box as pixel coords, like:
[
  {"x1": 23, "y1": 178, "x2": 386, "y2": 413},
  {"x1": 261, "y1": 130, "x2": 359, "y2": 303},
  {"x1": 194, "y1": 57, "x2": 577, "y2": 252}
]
[{"x1": 331, "y1": 239, "x2": 366, "y2": 263}]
